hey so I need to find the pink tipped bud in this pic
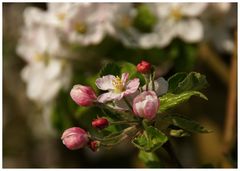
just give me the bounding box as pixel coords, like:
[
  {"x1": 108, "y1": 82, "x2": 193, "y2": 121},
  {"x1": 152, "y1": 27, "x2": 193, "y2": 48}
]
[
  {"x1": 92, "y1": 118, "x2": 109, "y2": 129},
  {"x1": 70, "y1": 85, "x2": 97, "y2": 106},
  {"x1": 133, "y1": 91, "x2": 159, "y2": 121},
  {"x1": 137, "y1": 60, "x2": 151, "y2": 74},
  {"x1": 61, "y1": 127, "x2": 89, "y2": 150},
  {"x1": 88, "y1": 140, "x2": 100, "y2": 152}
]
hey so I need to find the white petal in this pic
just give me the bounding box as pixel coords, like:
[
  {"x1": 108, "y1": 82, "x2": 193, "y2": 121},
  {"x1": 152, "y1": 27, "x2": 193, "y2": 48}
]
[
  {"x1": 96, "y1": 75, "x2": 115, "y2": 90},
  {"x1": 97, "y1": 92, "x2": 121, "y2": 103},
  {"x1": 176, "y1": 19, "x2": 203, "y2": 42},
  {"x1": 180, "y1": 3, "x2": 208, "y2": 17},
  {"x1": 154, "y1": 77, "x2": 169, "y2": 96},
  {"x1": 45, "y1": 60, "x2": 62, "y2": 80},
  {"x1": 143, "y1": 77, "x2": 168, "y2": 96}
]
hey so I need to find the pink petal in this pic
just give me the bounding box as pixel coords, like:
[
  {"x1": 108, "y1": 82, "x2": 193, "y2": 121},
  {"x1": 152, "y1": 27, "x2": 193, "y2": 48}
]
[
  {"x1": 95, "y1": 75, "x2": 115, "y2": 91},
  {"x1": 144, "y1": 101, "x2": 157, "y2": 120},
  {"x1": 97, "y1": 92, "x2": 122, "y2": 103},
  {"x1": 133, "y1": 101, "x2": 144, "y2": 117},
  {"x1": 121, "y1": 73, "x2": 129, "y2": 86},
  {"x1": 124, "y1": 78, "x2": 140, "y2": 95}
]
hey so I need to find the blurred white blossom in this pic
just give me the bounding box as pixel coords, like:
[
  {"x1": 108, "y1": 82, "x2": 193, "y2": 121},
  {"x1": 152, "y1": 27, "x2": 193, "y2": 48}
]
[
  {"x1": 17, "y1": 7, "x2": 72, "y2": 104},
  {"x1": 17, "y1": 2, "x2": 236, "y2": 105},
  {"x1": 139, "y1": 3, "x2": 207, "y2": 48},
  {"x1": 47, "y1": 3, "x2": 116, "y2": 45},
  {"x1": 17, "y1": 7, "x2": 70, "y2": 63},
  {"x1": 202, "y1": 3, "x2": 236, "y2": 53},
  {"x1": 21, "y1": 59, "x2": 72, "y2": 104}
]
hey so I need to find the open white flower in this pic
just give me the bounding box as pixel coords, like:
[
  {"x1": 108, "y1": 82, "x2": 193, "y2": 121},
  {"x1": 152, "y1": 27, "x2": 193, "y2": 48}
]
[
  {"x1": 201, "y1": 3, "x2": 236, "y2": 53},
  {"x1": 139, "y1": 3, "x2": 208, "y2": 48},
  {"x1": 48, "y1": 3, "x2": 115, "y2": 45},
  {"x1": 17, "y1": 7, "x2": 70, "y2": 63},
  {"x1": 17, "y1": 7, "x2": 73, "y2": 104},
  {"x1": 21, "y1": 59, "x2": 72, "y2": 104},
  {"x1": 96, "y1": 73, "x2": 140, "y2": 103},
  {"x1": 110, "y1": 3, "x2": 141, "y2": 47}
]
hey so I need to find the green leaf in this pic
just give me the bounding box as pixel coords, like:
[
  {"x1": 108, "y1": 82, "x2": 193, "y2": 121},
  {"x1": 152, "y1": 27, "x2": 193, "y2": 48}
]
[
  {"x1": 138, "y1": 150, "x2": 164, "y2": 168},
  {"x1": 132, "y1": 126, "x2": 168, "y2": 152},
  {"x1": 159, "y1": 91, "x2": 208, "y2": 113},
  {"x1": 169, "y1": 129, "x2": 191, "y2": 137},
  {"x1": 167, "y1": 72, "x2": 187, "y2": 92},
  {"x1": 99, "y1": 62, "x2": 121, "y2": 77},
  {"x1": 119, "y1": 62, "x2": 145, "y2": 85},
  {"x1": 168, "y1": 72, "x2": 208, "y2": 94},
  {"x1": 158, "y1": 114, "x2": 211, "y2": 133}
]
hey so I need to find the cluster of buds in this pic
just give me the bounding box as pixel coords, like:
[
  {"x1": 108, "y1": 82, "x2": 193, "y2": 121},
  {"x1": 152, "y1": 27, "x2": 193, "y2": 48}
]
[{"x1": 61, "y1": 60, "x2": 168, "y2": 151}]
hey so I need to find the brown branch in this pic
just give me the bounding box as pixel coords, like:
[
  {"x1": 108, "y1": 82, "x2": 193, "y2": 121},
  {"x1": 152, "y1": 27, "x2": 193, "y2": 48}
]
[
  {"x1": 222, "y1": 31, "x2": 237, "y2": 155},
  {"x1": 198, "y1": 43, "x2": 230, "y2": 85}
]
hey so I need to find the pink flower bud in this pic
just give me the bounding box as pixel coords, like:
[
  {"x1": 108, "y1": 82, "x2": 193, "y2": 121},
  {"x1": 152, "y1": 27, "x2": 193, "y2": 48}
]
[
  {"x1": 133, "y1": 91, "x2": 159, "y2": 121},
  {"x1": 137, "y1": 60, "x2": 151, "y2": 74},
  {"x1": 88, "y1": 140, "x2": 100, "y2": 152},
  {"x1": 92, "y1": 118, "x2": 109, "y2": 129},
  {"x1": 70, "y1": 85, "x2": 97, "y2": 106},
  {"x1": 61, "y1": 127, "x2": 89, "y2": 150}
]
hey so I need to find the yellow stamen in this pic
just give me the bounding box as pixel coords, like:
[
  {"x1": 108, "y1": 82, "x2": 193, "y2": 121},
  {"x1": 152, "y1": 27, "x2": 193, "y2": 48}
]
[
  {"x1": 112, "y1": 76, "x2": 124, "y2": 93},
  {"x1": 57, "y1": 13, "x2": 66, "y2": 21},
  {"x1": 33, "y1": 53, "x2": 49, "y2": 65},
  {"x1": 170, "y1": 7, "x2": 182, "y2": 21},
  {"x1": 74, "y1": 22, "x2": 87, "y2": 34},
  {"x1": 34, "y1": 53, "x2": 46, "y2": 61}
]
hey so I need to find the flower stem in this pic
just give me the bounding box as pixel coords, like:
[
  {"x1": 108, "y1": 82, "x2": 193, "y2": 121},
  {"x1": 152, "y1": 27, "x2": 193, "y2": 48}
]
[
  {"x1": 144, "y1": 74, "x2": 150, "y2": 91},
  {"x1": 123, "y1": 96, "x2": 133, "y2": 111},
  {"x1": 111, "y1": 120, "x2": 139, "y2": 125},
  {"x1": 150, "y1": 72, "x2": 155, "y2": 91}
]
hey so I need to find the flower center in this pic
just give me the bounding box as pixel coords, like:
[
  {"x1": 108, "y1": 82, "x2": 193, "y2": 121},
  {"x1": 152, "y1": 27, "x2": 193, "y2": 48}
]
[
  {"x1": 74, "y1": 22, "x2": 87, "y2": 34},
  {"x1": 112, "y1": 76, "x2": 124, "y2": 93},
  {"x1": 170, "y1": 7, "x2": 182, "y2": 21},
  {"x1": 33, "y1": 53, "x2": 49, "y2": 65},
  {"x1": 119, "y1": 15, "x2": 133, "y2": 28},
  {"x1": 57, "y1": 13, "x2": 66, "y2": 21}
]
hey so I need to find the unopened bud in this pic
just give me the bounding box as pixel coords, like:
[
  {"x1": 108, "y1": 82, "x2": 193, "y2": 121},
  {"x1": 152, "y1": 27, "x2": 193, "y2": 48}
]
[
  {"x1": 70, "y1": 85, "x2": 97, "y2": 106},
  {"x1": 88, "y1": 140, "x2": 100, "y2": 152},
  {"x1": 61, "y1": 127, "x2": 89, "y2": 150},
  {"x1": 137, "y1": 60, "x2": 151, "y2": 74},
  {"x1": 92, "y1": 118, "x2": 109, "y2": 129}
]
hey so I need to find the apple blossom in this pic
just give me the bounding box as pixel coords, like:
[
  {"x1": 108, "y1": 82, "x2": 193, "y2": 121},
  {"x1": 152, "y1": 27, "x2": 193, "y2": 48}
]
[
  {"x1": 133, "y1": 91, "x2": 160, "y2": 121},
  {"x1": 96, "y1": 73, "x2": 140, "y2": 103},
  {"x1": 139, "y1": 3, "x2": 208, "y2": 48},
  {"x1": 137, "y1": 60, "x2": 151, "y2": 74},
  {"x1": 92, "y1": 118, "x2": 109, "y2": 129},
  {"x1": 88, "y1": 140, "x2": 100, "y2": 152},
  {"x1": 70, "y1": 85, "x2": 97, "y2": 106},
  {"x1": 61, "y1": 127, "x2": 89, "y2": 150}
]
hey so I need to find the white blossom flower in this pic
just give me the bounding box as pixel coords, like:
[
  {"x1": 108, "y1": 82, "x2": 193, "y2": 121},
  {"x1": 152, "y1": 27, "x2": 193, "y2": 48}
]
[
  {"x1": 17, "y1": 7, "x2": 73, "y2": 104},
  {"x1": 96, "y1": 73, "x2": 140, "y2": 103},
  {"x1": 110, "y1": 3, "x2": 140, "y2": 47},
  {"x1": 201, "y1": 3, "x2": 236, "y2": 53},
  {"x1": 139, "y1": 3, "x2": 208, "y2": 48},
  {"x1": 21, "y1": 59, "x2": 72, "y2": 104},
  {"x1": 47, "y1": 3, "x2": 116, "y2": 45},
  {"x1": 17, "y1": 7, "x2": 70, "y2": 63}
]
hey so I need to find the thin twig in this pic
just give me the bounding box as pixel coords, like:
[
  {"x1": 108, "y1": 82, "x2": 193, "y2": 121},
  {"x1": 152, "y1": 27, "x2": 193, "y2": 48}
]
[
  {"x1": 198, "y1": 43, "x2": 230, "y2": 85},
  {"x1": 223, "y1": 31, "x2": 237, "y2": 155}
]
